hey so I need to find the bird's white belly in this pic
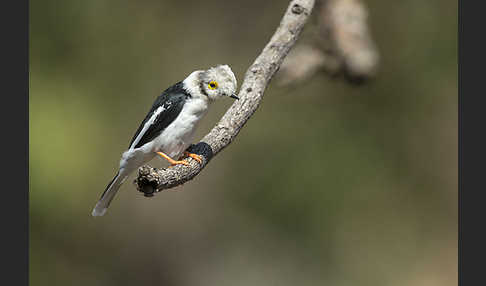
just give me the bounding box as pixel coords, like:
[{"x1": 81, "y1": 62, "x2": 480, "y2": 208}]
[
  {"x1": 119, "y1": 97, "x2": 208, "y2": 171},
  {"x1": 152, "y1": 99, "x2": 208, "y2": 159}
]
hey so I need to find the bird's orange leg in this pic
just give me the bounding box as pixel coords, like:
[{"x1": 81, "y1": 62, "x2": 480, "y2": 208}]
[
  {"x1": 183, "y1": 151, "x2": 203, "y2": 164},
  {"x1": 156, "y1": 152, "x2": 189, "y2": 166}
]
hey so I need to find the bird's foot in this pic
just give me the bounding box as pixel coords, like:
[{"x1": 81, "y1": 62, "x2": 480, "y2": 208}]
[
  {"x1": 156, "y1": 152, "x2": 190, "y2": 166},
  {"x1": 170, "y1": 160, "x2": 190, "y2": 166},
  {"x1": 183, "y1": 151, "x2": 203, "y2": 164}
]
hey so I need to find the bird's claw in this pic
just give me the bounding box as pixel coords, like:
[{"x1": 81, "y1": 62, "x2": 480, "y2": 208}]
[
  {"x1": 184, "y1": 151, "x2": 203, "y2": 164},
  {"x1": 170, "y1": 160, "x2": 190, "y2": 166},
  {"x1": 156, "y1": 151, "x2": 190, "y2": 166}
]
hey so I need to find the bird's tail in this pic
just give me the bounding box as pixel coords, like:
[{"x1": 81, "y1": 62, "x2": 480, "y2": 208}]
[{"x1": 92, "y1": 171, "x2": 128, "y2": 217}]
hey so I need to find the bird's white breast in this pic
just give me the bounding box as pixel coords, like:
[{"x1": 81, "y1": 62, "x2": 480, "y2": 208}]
[{"x1": 151, "y1": 97, "x2": 209, "y2": 158}]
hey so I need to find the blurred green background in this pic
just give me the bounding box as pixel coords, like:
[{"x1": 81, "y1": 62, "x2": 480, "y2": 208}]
[{"x1": 30, "y1": 0, "x2": 457, "y2": 285}]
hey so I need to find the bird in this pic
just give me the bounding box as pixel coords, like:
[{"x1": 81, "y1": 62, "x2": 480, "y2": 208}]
[{"x1": 92, "y1": 65, "x2": 238, "y2": 217}]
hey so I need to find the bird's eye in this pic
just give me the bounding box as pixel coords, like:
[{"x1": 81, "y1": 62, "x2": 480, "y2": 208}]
[{"x1": 208, "y1": 81, "x2": 218, "y2": 90}]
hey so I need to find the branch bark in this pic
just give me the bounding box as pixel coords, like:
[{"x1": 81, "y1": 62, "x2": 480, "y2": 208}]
[{"x1": 135, "y1": 0, "x2": 316, "y2": 196}]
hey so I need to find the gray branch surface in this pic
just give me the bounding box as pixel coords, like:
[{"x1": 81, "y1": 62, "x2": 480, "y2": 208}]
[{"x1": 135, "y1": 0, "x2": 316, "y2": 196}]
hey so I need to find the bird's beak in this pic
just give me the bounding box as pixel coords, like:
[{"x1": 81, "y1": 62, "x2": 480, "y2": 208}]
[{"x1": 229, "y1": 93, "x2": 239, "y2": 100}]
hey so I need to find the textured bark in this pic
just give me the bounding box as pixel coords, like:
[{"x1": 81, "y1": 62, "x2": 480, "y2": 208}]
[{"x1": 135, "y1": 0, "x2": 316, "y2": 195}]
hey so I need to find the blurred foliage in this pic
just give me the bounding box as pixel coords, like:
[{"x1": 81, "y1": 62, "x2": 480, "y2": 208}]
[{"x1": 30, "y1": 0, "x2": 457, "y2": 285}]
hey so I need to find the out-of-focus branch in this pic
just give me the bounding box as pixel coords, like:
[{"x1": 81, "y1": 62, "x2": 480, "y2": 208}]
[
  {"x1": 277, "y1": 0, "x2": 379, "y2": 85},
  {"x1": 276, "y1": 44, "x2": 330, "y2": 86},
  {"x1": 323, "y1": 0, "x2": 379, "y2": 81},
  {"x1": 135, "y1": 0, "x2": 316, "y2": 196}
]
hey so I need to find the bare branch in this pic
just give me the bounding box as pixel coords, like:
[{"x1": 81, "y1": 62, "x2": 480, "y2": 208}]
[
  {"x1": 276, "y1": 44, "x2": 329, "y2": 86},
  {"x1": 321, "y1": 0, "x2": 379, "y2": 81},
  {"x1": 135, "y1": 0, "x2": 316, "y2": 196},
  {"x1": 277, "y1": 0, "x2": 379, "y2": 85}
]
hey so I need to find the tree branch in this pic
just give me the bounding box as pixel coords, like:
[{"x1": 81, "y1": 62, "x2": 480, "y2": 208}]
[
  {"x1": 135, "y1": 0, "x2": 316, "y2": 196},
  {"x1": 321, "y1": 0, "x2": 379, "y2": 82},
  {"x1": 277, "y1": 0, "x2": 379, "y2": 85}
]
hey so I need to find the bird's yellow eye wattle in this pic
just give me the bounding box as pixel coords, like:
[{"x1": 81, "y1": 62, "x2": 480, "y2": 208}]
[{"x1": 208, "y1": 81, "x2": 218, "y2": 90}]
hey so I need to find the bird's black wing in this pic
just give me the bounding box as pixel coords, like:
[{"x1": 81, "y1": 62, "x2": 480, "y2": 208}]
[{"x1": 128, "y1": 82, "x2": 190, "y2": 149}]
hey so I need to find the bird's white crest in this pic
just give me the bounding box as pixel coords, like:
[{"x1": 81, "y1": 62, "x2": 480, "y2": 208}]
[{"x1": 182, "y1": 65, "x2": 238, "y2": 101}]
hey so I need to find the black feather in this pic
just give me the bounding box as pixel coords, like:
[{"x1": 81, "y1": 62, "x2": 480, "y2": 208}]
[
  {"x1": 99, "y1": 170, "x2": 119, "y2": 199},
  {"x1": 128, "y1": 81, "x2": 191, "y2": 149}
]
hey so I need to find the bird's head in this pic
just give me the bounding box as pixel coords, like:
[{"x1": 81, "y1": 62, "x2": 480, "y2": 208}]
[{"x1": 198, "y1": 65, "x2": 238, "y2": 101}]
